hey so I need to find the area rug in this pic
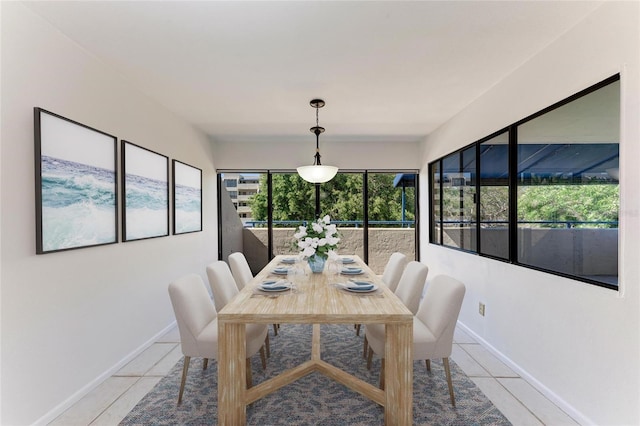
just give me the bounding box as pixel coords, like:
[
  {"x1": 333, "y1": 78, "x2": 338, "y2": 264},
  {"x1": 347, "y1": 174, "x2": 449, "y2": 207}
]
[{"x1": 121, "y1": 324, "x2": 510, "y2": 425}]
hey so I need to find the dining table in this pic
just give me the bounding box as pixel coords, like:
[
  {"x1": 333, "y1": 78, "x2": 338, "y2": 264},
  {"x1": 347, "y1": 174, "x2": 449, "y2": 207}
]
[{"x1": 217, "y1": 254, "x2": 414, "y2": 425}]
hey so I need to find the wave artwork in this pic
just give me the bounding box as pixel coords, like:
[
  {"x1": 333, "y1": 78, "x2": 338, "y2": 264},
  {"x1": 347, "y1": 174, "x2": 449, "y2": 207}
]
[
  {"x1": 124, "y1": 173, "x2": 168, "y2": 240},
  {"x1": 41, "y1": 155, "x2": 116, "y2": 251},
  {"x1": 175, "y1": 183, "x2": 201, "y2": 233}
]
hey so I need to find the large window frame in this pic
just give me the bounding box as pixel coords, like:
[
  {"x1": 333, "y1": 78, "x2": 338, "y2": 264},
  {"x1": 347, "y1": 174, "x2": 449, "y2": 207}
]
[
  {"x1": 429, "y1": 74, "x2": 620, "y2": 290},
  {"x1": 218, "y1": 170, "x2": 419, "y2": 269}
]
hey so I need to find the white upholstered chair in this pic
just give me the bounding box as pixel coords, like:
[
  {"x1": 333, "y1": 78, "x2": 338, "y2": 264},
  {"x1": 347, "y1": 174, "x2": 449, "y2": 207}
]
[
  {"x1": 393, "y1": 260, "x2": 429, "y2": 315},
  {"x1": 168, "y1": 273, "x2": 268, "y2": 404},
  {"x1": 206, "y1": 261, "x2": 271, "y2": 354},
  {"x1": 206, "y1": 260, "x2": 241, "y2": 312},
  {"x1": 380, "y1": 252, "x2": 408, "y2": 292},
  {"x1": 363, "y1": 260, "x2": 428, "y2": 357},
  {"x1": 356, "y1": 252, "x2": 408, "y2": 336},
  {"x1": 364, "y1": 274, "x2": 466, "y2": 406},
  {"x1": 224, "y1": 254, "x2": 280, "y2": 335},
  {"x1": 228, "y1": 252, "x2": 254, "y2": 291}
]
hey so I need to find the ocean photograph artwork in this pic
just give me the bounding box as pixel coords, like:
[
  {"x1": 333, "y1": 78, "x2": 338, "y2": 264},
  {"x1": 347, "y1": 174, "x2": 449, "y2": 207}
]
[
  {"x1": 41, "y1": 156, "x2": 117, "y2": 251},
  {"x1": 174, "y1": 161, "x2": 202, "y2": 234},
  {"x1": 123, "y1": 142, "x2": 169, "y2": 241},
  {"x1": 37, "y1": 110, "x2": 117, "y2": 253}
]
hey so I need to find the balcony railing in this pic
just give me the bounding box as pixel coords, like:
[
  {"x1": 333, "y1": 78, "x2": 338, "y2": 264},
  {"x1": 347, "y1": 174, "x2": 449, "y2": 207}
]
[
  {"x1": 442, "y1": 220, "x2": 618, "y2": 228},
  {"x1": 244, "y1": 220, "x2": 415, "y2": 228}
]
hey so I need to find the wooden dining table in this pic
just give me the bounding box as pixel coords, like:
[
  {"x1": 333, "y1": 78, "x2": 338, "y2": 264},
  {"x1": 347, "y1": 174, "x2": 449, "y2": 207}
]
[{"x1": 217, "y1": 255, "x2": 413, "y2": 425}]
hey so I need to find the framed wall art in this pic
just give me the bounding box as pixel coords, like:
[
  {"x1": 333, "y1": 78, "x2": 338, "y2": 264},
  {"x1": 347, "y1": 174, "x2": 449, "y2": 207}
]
[
  {"x1": 172, "y1": 160, "x2": 202, "y2": 234},
  {"x1": 121, "y1": 140, "x2": 169, "y2": 242},
  {"x1": 34, "y1": 108, "x2": 118, "y2": 254}
]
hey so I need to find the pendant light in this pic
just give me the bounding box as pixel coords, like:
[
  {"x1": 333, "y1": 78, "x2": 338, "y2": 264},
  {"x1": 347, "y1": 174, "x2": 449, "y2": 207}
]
[{"x1": 296, "y1": 99, "x2": 338, "y2": 183}]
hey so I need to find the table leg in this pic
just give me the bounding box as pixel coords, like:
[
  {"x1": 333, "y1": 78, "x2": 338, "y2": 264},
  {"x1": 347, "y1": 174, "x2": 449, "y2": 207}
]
[
  {"x1": 218, "y1": 322, "x2": 246, "y2": 425},
  {"x1": 384, "y1": 322, "x2": 413, "y2": 426}
]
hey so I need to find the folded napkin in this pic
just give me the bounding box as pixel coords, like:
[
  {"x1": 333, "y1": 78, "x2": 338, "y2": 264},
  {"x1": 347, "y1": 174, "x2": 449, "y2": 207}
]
[
  {"x1": 337, "y1": 282, "x2": 375, "y2": 291},
  {"x1": 341, "y1": 267, "x2": 363, "y2": 274},
  {"x1": 281, "y1": 258, "x2": 297, "y2": 264},
  {"x1": 260, "y1": 279, "x2": 291, "y2": 290},
  {"x1": 341, "y1": 258, "x2": 355, "y2": 264},
  {"x1": 349, "y1": 280, "x2": 373, "y2": 286},
  {"x1": 272, "y1": 267, "x2": 290, "y2": 274}
]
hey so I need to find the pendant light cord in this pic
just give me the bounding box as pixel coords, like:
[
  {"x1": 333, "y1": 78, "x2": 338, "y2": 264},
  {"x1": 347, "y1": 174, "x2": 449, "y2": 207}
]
[{"x1": 314, "y1": 105, "x2": 322, "y2": 165}]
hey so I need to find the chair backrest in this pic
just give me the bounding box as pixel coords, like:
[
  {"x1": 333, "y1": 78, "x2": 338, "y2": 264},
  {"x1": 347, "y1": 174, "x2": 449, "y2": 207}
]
[
  {"x1": 206, "y1": 261, "x2": 240, "y2": 312},
  {"x1": 381, "y1": 252, "x2": 408, "y2": 292},
  {"x1": 394, "y1": 261, "x2": 429, "y2": 315},
  {"x1": 168, "y1": 274, "x2": 217, "y2": 358},
  {"x1": 416, "y1": 274, "x2": 466, "y2": 358},
  {"x1": 228, "y1": 252, "x2": 254, "y2": 290}
]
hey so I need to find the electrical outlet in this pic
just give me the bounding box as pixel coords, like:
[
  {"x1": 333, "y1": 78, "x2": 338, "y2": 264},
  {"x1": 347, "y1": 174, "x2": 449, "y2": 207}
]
[{"x1": 479, "y1": 302, "x2": 485, "y2": 316}]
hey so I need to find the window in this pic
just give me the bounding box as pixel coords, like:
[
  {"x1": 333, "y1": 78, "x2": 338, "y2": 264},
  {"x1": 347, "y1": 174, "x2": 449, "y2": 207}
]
[
  {"x1": 516, "y1": 79, "x2": 619, "y2": 286},
  {"x1": 479, "y1": 131, "x2": 509, "y2": 260},
  {"x1": 429, "y1": 161, "x2": 441, "y2": 245},
  {"x1": 429, "y1": 75, "x2": 619, "y2": 289},
  {"x1": 440, "y1": 147, "x2": 476, "y2": 251},
  {"x1": 367, "y1": 172, "x2": 416, "y2": 272},
  {"x1": 225, "y1": 180, "x2": 237, "y2": 187},
  {"x1": 218, "y1": 170, "x2": 418, "y2": 274}
]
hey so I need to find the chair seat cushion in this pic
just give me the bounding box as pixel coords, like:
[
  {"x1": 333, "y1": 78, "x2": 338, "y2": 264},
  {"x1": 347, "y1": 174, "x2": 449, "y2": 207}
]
[
  {"x1": 196, "y1": 318, "x2": 219, "y2": 359},
  {"x1": 197, "y1": 320, "x2": 267, "y2": 359},
  {"x1": 366, "y1": 317, "x2": 437, "y2": 361},
  {"x1": 412, "y1": 317, "x2": 437, "y2": 358},
  {"x1": 246, "y1": 323, "x2": 269, "y2": 356}
]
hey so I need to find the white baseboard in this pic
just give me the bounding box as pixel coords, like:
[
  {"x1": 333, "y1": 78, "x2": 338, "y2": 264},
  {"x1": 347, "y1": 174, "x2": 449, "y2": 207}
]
[
  {"x1": 456, "y1": 321, "x2": 593, "y2": 426},
  {"x1": 33, "y1": 321, "x2": 177, "y2": 426}
]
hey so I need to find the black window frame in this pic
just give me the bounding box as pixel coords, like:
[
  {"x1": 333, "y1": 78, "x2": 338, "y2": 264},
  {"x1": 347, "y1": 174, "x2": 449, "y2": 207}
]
[
  {"x1": 429, "y1": 74, "x2": 620, "y2": 291},
  {"x1": 218, "y1": 169, "x2": 419, "y2": 265}
]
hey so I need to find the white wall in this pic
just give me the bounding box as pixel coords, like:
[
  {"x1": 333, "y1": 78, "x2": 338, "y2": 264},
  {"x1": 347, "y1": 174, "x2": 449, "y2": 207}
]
[
  {"x1": 0, "y1": 3, "x2": 217, "y2": 424},
  {"x1": 420, "y1": 2, "x2": 639, "y2": 425},
  {"x1": 213, "y1": 139, "x2": 421, "y2": 170}
]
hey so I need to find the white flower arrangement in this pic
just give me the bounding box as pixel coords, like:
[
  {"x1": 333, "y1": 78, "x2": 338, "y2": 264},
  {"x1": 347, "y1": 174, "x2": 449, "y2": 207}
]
[{"x1": 293, "y1": 215, "x2": 340, "y2": 259}]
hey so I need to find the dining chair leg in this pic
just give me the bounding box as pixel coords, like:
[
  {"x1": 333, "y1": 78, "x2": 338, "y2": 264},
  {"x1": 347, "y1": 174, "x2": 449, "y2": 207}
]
[
  {"x1": 363, "y1": 335, "x2": 368, "y2": 359},
  {"x1": 265, "y1": 334, "x2": 271, "y2": 358},
  {"x1": 259, "y1": 346, "x2": 267, "y2": 370},
  {"x1": 379, "y1": 358, "x2": 385, "y2": 390},
  {"x1": 443, "y1": 357, "x2": 455, "y2": 407},
  {"x1": 177, "y1": 356, "x2": 190, "y2": 405},
  {"x1": 366, "y1": 345, "x2": 374, "y2": 370},
  {"x1": 246, "y1": 358, "x2": 253, "y2": 388},
  {"x1": 203, "y1": 358, "x2": 209, "y2": 370},
  {"x1": 273, "y1": 324, "x2": 278, "y2": 335},
  {"x1": 425, "y1": 359, "x2": 431, "y2": 372},
  {"x1": 355, "y1": 324, "x2": 361, "y2": 336}
]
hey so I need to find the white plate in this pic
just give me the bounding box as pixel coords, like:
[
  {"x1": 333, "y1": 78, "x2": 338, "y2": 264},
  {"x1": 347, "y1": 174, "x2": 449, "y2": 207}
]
[
  {"x1": 281, "y1": 258, "x2": 297, "y2": 264},
  {"x1": 272, "y1": 269, "x2": 290, "y2": 275},
  {"x1": 341, "y1": 269, "x2": 363, "y2": 275},
  {"x1": 260, "y1": 284, "x2": 292, "y2": 292},
  {"x1": 341, "y1": 258, "x2": 355, "y2": 264},
  {"x1": 342, "y1": 284, "x2": 377, "y2": 293}
]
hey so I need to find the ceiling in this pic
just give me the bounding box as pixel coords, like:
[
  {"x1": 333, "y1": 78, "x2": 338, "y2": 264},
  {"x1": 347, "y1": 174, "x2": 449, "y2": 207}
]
[{"x1": 25, "y1": 1, "x2": 604, "y2": 145}]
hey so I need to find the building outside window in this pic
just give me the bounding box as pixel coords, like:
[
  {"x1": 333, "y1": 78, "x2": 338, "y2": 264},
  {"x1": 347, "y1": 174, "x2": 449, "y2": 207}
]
[{"x1": 221, "y1": 173, "x2": 260, "y2": 225}]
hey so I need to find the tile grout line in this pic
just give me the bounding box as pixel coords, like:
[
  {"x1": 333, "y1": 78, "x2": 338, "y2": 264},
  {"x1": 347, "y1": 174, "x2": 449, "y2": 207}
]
[
  {"x1": 457, "y1": 340, "x2": 551, "y2": 425},
  {"x1": 73, "y1": 344, "x2": 181, "y2": 426},
  {"x1": 86, "y1": 377, "x2": 143, "y2": 426},
  {"x1": 455, "y1": 342, "x2": 491, "y2": 378}
]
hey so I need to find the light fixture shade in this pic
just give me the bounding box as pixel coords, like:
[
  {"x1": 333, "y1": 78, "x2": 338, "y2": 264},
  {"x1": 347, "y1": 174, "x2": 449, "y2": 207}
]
[{"x1": 296, "y1": 165, "x2": 339, "y2": 184}]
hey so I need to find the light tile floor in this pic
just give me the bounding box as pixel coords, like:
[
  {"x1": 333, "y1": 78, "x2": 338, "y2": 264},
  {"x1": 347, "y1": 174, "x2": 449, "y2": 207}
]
[{"x1": 48, "y1": 326, "x2": 579, "y2": 425}]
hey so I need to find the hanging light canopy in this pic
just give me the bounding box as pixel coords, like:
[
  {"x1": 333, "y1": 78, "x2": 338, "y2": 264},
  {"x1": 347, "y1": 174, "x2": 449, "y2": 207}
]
[{"x1": 297, "y1": 99, "x2": 338, "y2": 184}]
